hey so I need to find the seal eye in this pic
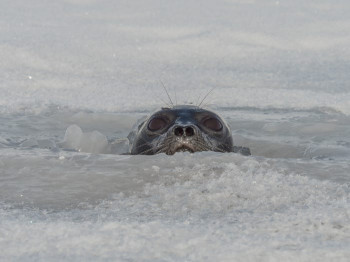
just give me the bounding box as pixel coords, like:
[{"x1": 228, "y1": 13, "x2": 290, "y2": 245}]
[
  {"x1": 202, "y1": 117, "x2": 223, "y2": 131},
  {"x1": 148, "y1": 117, "x2": 168, "y2": 132}
]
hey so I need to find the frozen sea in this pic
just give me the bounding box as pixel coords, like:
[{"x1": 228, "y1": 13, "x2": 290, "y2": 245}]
[{"x1": 1, "y1": 0, "x2": 350, "y2": 261}]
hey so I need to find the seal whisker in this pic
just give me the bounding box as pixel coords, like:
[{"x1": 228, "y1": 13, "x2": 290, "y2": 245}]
[
  {"x1": 174, "y1": 87, "x2": 178, "y2": 106},
  {"x1": 148, "y1": 85, "x2": 172, "y2": 108},
  {"x1": 138, "y1": 146, "x2": 156, "y2": 155},
  {"x1": 134, "y1": 136, "x2": 167, "y2": 151},
  {"x1": 212, "y1": 145, "x2": 226, "y2": 153},
  {"x1": 134, "y1": 142, "x2": 151, "y2": 150},
  {"x1": 195, "y1": 93, "x2": 203, "y2": 108},
  {"x1": 156, "y1": 146, "x2": 168, "y2": 154},
  {"x1": 198, "y1": 87, "x2": 216, "y2": 107},
  {"x1": 193, "y1": 141, "x2": 211, "y2": 151},
  {"x1": 160, "y1": 80, "x2": 174, "y2": 107}
]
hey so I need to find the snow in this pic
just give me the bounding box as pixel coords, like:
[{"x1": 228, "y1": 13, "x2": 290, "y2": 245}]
[{"x1": 0, "y1": 0, "x2": 350, "y2": 261}]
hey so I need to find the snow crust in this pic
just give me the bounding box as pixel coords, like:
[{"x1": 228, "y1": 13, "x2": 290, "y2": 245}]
[{"x1": 1, "y1": 150, "x2": 349, "y2": 261}]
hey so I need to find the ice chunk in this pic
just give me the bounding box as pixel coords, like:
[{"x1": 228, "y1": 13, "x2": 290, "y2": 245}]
[
  {"x1": 61, "y1": 124, "x2": 109, "y2": 154},
  {"x1": 109, "y1": 138, "x2": 130, "y2": 154},
  {"x1": 62, "y1": 124, "x2": 83, "y2": 150},
  {"x1": 79, "y1": 130, "x2": 108, "y2": 154}
]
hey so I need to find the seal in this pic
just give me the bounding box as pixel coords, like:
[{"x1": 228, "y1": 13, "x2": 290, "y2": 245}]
[{"x1": 129, "y1": 105, "x2": 250, "y2": 155}]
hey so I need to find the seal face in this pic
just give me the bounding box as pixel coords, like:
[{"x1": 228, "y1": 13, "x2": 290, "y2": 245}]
[{"x1": 129, "y1": 105, "x2": 249, "y2": 155}]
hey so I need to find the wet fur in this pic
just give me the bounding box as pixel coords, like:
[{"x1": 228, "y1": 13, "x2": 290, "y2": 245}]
[{"x1": 129, "y1": 105, "x2": 250, "y2": 156}]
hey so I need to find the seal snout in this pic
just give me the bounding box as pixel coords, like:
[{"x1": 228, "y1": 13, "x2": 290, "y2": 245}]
[
  {"x1": 170, "y1": 125, "x2": 198, "y2": 154},
  {"x1": 173, "y1": 125, "x2": 196, "y2": 137}
]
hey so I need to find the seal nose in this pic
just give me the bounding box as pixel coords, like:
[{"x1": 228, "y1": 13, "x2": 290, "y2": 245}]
[{"x1": 174, "y1": 126, "x2": 195, "y2": 137}]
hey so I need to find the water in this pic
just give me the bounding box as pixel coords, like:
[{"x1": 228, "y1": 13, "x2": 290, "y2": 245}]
[{"x1": 1, "y1": 0, "x2": 350, "y2": 261}]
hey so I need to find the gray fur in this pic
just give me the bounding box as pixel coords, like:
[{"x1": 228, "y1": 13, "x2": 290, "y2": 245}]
[{"x1": 129, "y1": 105, "x2": 250, "y2": 156}]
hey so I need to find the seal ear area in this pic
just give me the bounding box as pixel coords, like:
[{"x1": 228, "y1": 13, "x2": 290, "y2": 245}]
[
  {"x1": 147, "y1": 116, "x2": 171, "y2": 133},
  {"x1": 201, "y1": 117, "x2": 223, "y2": 131},
  {"x1": 197, "y1": 114, "x2": 226, "y2": 134}
]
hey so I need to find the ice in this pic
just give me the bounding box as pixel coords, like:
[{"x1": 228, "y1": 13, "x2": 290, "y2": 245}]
[
  {"x1": 109, "y1": 138, "x2": 130, "y2": 154},
  {"x1": 1, "y1": 0, "x2": 350, "y2": 261},
  {"x1": 62, "y1": 125, "x2": 84, "y2": 150},
  {"x1": 80, "y1": 130, "x2": 109, "y2": 154},
  {"x1": 61, "y1": 124, "x2": 130, "y2": 154},
  {"x1": 0, "y1": 150, "x2": 349, "y2": 261},
  {"x1": 61, "y1": 124, "x2": 109, "y2": 154},
  {"x1": 20, "y1": 138, "x2": 39, "y2": 148}
]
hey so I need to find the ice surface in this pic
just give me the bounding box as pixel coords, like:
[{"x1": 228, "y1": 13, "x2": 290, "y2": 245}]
[
  {"x1": 0, "y1": 149, "x2": 349, "y2": 261},
  {"x1": 0, "y1": 0, "x2": 350, "y2": 261}
]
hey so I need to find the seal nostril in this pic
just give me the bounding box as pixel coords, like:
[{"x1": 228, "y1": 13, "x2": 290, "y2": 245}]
[
  {"x1": 185, "y1": 126, "x2": 195, "y2": 136},
  {"x1": 174, "y1": 127, "x2": 184, "y2": 136}
]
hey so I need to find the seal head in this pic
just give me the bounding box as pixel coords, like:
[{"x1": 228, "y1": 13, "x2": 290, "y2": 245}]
[{"x1": 130, "y1": 105, "x2": 246, "y2": 155}]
